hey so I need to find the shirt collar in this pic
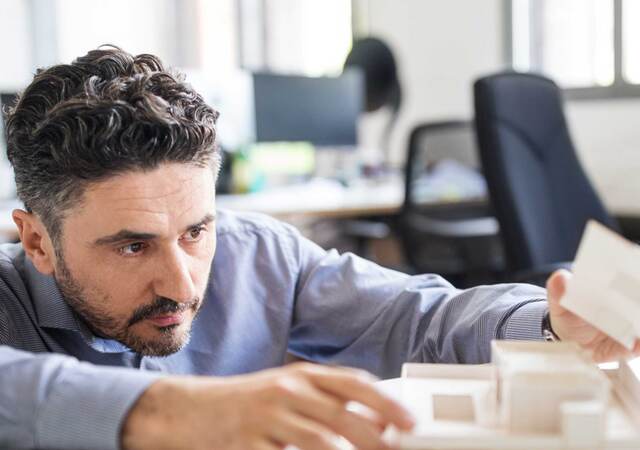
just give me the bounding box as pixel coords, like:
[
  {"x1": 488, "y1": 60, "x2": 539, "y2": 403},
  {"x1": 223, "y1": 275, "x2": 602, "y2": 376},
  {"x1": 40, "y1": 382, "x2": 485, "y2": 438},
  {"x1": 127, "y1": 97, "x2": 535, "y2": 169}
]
[{"x1": 24, "y1": 255, "x2": 131, "y2": 353}]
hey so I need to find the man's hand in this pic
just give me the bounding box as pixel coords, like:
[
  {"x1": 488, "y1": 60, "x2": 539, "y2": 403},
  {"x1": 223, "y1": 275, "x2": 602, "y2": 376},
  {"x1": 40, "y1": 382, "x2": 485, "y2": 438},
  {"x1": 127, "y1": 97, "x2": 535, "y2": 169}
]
[
  {"x1": 547, "y1": 269, "x2": 640, "y2": 362},
  {"x1": 121, "y1": 362, "x2": 415, "y2": 450}
]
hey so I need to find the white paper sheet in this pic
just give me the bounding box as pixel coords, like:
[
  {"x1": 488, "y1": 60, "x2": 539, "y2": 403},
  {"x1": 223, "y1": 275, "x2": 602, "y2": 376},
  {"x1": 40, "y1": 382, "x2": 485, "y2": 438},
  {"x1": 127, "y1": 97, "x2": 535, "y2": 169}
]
[{"x1": 561, "y1": 220, "x2": 640, "y2": 349}]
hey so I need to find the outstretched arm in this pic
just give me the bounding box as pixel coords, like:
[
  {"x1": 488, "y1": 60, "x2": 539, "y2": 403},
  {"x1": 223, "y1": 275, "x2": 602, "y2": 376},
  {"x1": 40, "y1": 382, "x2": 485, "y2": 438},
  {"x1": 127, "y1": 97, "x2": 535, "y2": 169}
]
[
  {"x1": 0, "y1": 345, "x2": 159, "y2": 449},
  {"x1": 288, "y1": 238, "x2": 548, "y2": 377}
]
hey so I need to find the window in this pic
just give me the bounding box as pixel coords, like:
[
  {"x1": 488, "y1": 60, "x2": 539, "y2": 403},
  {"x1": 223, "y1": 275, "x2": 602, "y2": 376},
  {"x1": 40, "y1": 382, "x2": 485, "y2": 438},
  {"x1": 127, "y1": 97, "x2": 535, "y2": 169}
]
[
  {"x1": 54, "y1": 0, "x2": 178, "y2": 66},
  {"x1": 622, "y1": 0, "x2": 640, "y2": 83},
  {"x1": 510, "y1": 0, "x2": 640, "y2": 98},
  {"x1": 18, "y1": 0, "x2": 241, "y2": 75},
  {"x1": 238, "y1": 0, "x2": 352, "y2": 76}
]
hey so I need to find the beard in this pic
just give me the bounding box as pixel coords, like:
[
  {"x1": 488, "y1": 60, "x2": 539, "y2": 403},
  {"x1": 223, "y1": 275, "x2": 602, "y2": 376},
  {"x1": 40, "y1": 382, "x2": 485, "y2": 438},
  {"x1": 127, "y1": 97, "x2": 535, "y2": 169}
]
[{"x1": 54, "y1": 252, "x2": 202, "y2": 357}]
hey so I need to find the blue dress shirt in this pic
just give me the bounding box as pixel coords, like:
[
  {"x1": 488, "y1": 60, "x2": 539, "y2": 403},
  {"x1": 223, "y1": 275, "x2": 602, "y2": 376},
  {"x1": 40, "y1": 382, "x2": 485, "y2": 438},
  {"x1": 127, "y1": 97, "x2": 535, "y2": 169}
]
[{"x1": 0, "y1": 210, "x2": 547, "y2": 449}]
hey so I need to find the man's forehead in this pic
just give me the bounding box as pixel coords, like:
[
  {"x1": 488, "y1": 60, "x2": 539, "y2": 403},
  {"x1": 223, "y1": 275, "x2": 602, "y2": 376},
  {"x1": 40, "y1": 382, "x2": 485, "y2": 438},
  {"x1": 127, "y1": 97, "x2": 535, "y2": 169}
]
[
  {"x1": 65, "y1": 164, "x2": 216, "y2": 237},
  {"x1": 88, "y1": 164, "x2": 213, "y2": 202}
]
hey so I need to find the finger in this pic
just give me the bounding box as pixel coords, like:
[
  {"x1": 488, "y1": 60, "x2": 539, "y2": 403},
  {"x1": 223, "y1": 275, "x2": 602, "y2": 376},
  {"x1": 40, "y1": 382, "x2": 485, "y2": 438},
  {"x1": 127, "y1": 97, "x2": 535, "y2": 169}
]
[
  {"x1": 285, "y1": 384, "x2": 391, "y2": 450},
  {"x1": 591, "y1": 338, "x2": 636, "y2": 363},
  {"x1": 593, "y1": 347, "x2": 629, "y2": 363},
  {"x1": 300, "y1": 362, "x2": 381, "y2": 382},
  {"x1": 301, "y1": 366, "x2": 415, "y2": 431},
  {"x1": 254, "y1": 440, "x2": 284, "y2": 450},
  {"x1": 270, "y1": 410, "x2": 342, "y2": 450}
]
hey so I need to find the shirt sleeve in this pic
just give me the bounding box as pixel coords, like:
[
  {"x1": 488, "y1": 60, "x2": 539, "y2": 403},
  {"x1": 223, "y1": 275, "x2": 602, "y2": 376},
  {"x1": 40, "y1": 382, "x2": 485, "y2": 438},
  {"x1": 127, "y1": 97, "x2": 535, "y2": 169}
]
[
  {"x1": 0, "y1": 345, "x2": 162, "y2": 450},
  {"x1": 287, "y1": 233, "x2": 548, "y2": 378}
]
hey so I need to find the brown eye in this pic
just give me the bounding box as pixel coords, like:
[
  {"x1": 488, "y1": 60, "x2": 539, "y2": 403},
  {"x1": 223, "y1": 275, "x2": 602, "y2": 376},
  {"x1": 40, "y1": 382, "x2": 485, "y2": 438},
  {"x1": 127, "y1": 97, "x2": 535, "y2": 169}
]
[
  {"x1": 119, "y1": 242, "x2": 146, "y2": 255},
  {"x1": 183, "y1": 226, "x2": 206, "y2": 242}
]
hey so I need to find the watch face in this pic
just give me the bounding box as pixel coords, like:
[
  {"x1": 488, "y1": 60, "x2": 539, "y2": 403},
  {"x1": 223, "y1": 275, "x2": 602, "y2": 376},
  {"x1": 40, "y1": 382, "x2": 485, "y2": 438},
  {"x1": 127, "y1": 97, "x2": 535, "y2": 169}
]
[
  {"x1": 543, "y1": 328, "x2": 558, "y2": 342},
  {"x1": 541, "y1": 312, "x2": 559, "y2": 341}
]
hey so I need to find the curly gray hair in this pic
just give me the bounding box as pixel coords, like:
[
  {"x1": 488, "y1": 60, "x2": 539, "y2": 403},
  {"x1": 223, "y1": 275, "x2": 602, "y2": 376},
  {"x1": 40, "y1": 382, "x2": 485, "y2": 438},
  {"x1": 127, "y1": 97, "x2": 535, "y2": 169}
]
[{"x1": 5, "y1": 45, "x2": 221, "y2": 244}]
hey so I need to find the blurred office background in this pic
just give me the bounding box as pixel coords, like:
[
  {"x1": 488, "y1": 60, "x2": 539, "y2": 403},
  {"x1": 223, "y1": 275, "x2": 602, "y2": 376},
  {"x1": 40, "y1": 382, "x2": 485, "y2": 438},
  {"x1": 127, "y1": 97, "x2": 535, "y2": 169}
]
[{"x1": 1, "y1": 0, "x2": 640, "y2": 286}]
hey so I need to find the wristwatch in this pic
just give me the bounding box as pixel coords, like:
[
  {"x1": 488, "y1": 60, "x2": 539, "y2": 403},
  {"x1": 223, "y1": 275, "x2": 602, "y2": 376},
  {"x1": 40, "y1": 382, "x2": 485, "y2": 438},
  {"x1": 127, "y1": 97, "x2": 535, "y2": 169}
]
[{"x1": 541, "y1": 310, "x2": 560, "y2": 342}]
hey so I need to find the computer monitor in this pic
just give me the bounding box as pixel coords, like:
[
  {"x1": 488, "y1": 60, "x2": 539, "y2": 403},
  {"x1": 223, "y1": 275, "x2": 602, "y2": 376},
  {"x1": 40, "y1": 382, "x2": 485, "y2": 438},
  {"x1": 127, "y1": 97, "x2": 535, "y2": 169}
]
[{"x1": 252, "y1": 70, "x2": 364, "y2": 147}]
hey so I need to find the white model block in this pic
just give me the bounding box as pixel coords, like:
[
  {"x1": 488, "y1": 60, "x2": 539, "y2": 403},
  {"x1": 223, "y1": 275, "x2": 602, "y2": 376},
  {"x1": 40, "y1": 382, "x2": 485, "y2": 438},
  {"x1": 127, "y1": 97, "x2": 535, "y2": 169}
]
[
  {"x1": 432, "y1": 393, "x2": 475, "y2": 421},
  {"x1": 561, "y1": 220, "x2": 640, "y2": 349},
  {"x1": 612, "y1": 357, "x2": 640, "y2": 426},
  {"x1": 561, "y1": 401, "x2": 605, "y2": 448},
  {"x1": 507, "y1": 376, "x2": 603, "y2": 433},
  {"x1": 492, "y1": 341, "x2": 609, "y2": 433},
  {"x1": 402, "y1": 362, "x2": 495, "y2": 380},
  {"x1": 401, "y1": 362, "x2": 499, "y2": 427}
]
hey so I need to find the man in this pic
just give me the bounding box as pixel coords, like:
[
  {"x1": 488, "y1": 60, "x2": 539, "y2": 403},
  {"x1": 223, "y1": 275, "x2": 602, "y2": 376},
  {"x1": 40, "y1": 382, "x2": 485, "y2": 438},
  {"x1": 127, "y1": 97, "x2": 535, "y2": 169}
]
[{"x1": 0, "y1": 46, "x2": 635, "y2": 450}]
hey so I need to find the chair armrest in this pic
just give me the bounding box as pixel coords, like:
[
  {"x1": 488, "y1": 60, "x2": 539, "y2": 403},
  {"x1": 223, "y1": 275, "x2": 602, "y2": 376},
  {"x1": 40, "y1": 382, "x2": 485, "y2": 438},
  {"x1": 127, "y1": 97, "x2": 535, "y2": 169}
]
[
  {"x1": 342, "y1": 220, "x2": 391, "y2": 239},
  {"x1": 402, "y1": 213, "x2": 499, "y2": 238}
]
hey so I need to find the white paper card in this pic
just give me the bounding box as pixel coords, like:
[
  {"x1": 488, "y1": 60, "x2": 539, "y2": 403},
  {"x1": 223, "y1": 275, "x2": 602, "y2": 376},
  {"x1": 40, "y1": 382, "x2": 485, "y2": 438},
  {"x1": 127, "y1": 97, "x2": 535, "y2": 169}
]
[{"x1": 561, "y1": 220, "x2": 640, "y2": 349}]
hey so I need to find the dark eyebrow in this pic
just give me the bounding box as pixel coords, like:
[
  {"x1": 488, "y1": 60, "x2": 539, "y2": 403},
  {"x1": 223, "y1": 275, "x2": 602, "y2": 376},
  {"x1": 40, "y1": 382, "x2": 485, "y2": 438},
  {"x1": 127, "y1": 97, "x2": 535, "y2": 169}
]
[
  {"x1": 93, "y1": 230, "x2": 157, "y2": 246},
  {"x1": 185, "y1": 213, "x2": 216, "y2": 232},
  {"x1": 93, "y1": 212, "x2": 216, "y2": 246}
]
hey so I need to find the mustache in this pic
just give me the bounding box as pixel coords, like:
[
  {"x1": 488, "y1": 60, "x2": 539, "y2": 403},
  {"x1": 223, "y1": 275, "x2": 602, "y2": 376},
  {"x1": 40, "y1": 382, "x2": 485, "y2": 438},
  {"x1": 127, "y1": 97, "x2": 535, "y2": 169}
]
[{"x1": 128, "y1": 296, "x2": 200, "y2": 326}]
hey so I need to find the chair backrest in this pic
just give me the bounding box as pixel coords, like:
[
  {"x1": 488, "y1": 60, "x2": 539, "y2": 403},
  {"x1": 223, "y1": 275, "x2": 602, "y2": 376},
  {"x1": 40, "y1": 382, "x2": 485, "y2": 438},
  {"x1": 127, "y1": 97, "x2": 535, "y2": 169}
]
[
  {"x1": 404, "y1": 120, "x2": 482, "y2": 211},
  {"x1": 474, "y1": 72, "x2": 618, "y2": 272}
]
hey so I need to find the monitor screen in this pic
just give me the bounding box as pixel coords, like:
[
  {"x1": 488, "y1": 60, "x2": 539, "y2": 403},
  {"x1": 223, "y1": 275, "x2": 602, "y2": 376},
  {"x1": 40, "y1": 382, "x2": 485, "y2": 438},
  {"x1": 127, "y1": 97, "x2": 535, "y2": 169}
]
[{"x1": 253, "y1": 70, "x2": 363, "y2": 147}]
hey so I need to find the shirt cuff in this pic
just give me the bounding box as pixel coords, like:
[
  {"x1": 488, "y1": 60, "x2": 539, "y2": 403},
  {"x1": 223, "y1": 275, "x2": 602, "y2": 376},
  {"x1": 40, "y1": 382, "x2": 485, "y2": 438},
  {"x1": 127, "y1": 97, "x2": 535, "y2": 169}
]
[
  {"x1": 35, "y1": 359, "x2": 163, "y2": 450},
  {"x1": 501, "y1": 299, "x2": 548, "y2": 341}
]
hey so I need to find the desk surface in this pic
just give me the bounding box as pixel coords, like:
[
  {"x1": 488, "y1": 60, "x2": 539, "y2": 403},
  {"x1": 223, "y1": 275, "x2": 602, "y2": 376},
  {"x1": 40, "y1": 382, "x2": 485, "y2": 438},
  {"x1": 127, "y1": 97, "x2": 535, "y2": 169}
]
[{"x1": 216, "y1": 176, "x2": 406, "y2": 220}]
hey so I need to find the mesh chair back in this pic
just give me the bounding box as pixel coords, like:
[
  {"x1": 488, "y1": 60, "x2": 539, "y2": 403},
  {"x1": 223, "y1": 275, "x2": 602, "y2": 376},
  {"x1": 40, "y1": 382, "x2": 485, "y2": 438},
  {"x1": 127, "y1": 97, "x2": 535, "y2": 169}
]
[{"x1": 400, "y1": 120, "x2": 503, "y2": 285}]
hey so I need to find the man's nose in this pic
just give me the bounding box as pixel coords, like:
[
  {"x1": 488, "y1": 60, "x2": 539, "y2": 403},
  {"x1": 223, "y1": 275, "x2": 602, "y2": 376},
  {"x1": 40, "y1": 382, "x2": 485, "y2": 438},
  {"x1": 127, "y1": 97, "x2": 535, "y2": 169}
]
[{"x1": 154, "y1": 246, "x2": 198, "y2": 303}]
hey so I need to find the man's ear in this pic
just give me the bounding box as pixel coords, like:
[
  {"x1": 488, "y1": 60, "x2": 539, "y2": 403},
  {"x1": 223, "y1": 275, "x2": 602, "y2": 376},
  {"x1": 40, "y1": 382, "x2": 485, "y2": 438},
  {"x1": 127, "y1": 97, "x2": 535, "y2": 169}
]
[{"x1": 12, "y1": 209, "x2": 56, "y2": 275}]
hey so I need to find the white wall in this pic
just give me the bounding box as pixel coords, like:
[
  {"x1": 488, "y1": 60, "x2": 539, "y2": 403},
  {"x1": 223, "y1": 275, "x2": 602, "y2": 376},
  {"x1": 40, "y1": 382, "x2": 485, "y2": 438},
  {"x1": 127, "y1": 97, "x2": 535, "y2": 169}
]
[
  {"x1": 365, "y1": 0, "x2": 640, "y2": 215},
  {"x1": 54, "y1": 0, "x2": 178, "y2": 66},
  {"x1": 0, "y1": 0, "x2": 33, "y2": 90},
  {"x1": 567, "y1": 99, "x2": 640, "y2": 215}
]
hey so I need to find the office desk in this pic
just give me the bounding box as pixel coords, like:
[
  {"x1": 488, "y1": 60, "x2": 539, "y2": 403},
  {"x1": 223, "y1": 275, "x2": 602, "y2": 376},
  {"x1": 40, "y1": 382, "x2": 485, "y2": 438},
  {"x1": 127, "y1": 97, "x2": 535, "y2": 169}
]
[{"x1": 216, "y1": 176, "x2": 405, "y2": 220}]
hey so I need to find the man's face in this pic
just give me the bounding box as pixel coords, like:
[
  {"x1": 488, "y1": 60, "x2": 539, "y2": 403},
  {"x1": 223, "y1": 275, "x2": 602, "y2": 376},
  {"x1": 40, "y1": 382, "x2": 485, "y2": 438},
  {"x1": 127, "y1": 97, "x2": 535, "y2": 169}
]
[{"x1": 53, "y1": 162, "x2": 217, "y2": 356}]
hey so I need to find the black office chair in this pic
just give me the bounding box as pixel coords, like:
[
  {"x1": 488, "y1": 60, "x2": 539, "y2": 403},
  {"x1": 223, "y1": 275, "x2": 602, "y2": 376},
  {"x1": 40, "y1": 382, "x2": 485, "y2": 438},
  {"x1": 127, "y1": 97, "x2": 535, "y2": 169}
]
[
  {"x1": 397, "y1": 120, "x2": 504, "y2": 287},
  {"x1": 474, "y1": 72, "x2": 618, "y2": 284}
]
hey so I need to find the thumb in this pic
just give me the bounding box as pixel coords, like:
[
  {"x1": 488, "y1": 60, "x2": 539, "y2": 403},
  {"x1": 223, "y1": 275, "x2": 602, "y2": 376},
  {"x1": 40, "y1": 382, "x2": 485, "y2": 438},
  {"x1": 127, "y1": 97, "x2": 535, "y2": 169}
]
[{"x1": 546, "y1": 269, "x2": 572, "y2": 307}]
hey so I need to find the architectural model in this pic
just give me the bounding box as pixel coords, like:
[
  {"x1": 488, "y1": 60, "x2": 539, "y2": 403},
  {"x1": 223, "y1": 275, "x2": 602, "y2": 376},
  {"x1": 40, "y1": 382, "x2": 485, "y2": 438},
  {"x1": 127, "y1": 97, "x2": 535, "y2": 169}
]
[{"x1": 378, "y1": 341, "x2": 640, "y2": 449}]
